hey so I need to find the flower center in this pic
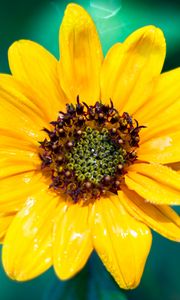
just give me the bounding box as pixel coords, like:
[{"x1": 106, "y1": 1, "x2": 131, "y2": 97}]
[
  {"x1": 39, "y1": 98, "x2": 144, "y2": 202},
  {"x1": 66, "y1": 126, "x2": 125, "y2": 185}
]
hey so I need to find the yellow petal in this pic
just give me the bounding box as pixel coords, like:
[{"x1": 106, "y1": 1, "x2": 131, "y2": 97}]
[
  {"x1": 119, "y1": 188, "x2": 180, "y2": 242},
  {"x1": 101, "y1": 26, "x2": 165, "y2": 114},
  {"x1": 138, "y1": 132, "x2": 180, "y2": 164},
  {"x1": 100, "y1": 42, "x2": 122, "y2": 106},
  {"x1": 8, "y1": 40, "x2": 66, "y2": 121},
  {"x1": 0, "y1": 149, "x2": 40, "y2": 179},
  {"x1": 53, "y1": 202, "x2": 92, "y2": 280},
  {"x1": 140, "y1": 100, "x2": 180, "y2": 143},
  {"x1": 0, "y1": 148, "x2": 38, "y2": 161},
  {"x1": 0, "y1": 135, "x2": 36, "y2": 152},
  {"x1": 0, "y1": 172, "x2": 46, "y2": 214},
  {"x1": 135, "y1": 67, "x2": 180, "y2": 122},
  {"x1": 90, "y1": 194, "x2": 152, "y2": 289},
  {"x1": 2, "y1": 188, "x2": 58, "y2": 281},
  {"x1": 0, "y1": 74, "x2": 45, "y2": 120},
  {"x1": 59, "y1": 3, "x2": 103, "y2": 104},
  {"x1": 0, "y1": 214, "x2": 15, "y2": 242},
  {"x1": 125, "y1": 171, "x2": 180, "y2": 205},
  {"x1": 129, "y1": 163, "x2": 180, "y2": 191},
  {"x1": 0, "y1": 82, "x2": 47, "y2": 147},
  {"x1": 0, "y1": 165, "x2": 38, "y2": 180},
  {"x1": 0, "y1": 147, "x2": 40, "y2": 183}
]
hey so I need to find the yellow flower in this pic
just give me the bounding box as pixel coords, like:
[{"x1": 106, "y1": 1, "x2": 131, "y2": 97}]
[{"x1": 0, "y1": 3, "x2": 180, "y2": 290}]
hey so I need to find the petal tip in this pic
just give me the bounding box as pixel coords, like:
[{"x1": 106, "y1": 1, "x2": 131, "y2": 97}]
[
  {"x1": 64, "y1": 3, "x2": 88, "y2": 18},
  {"x1": 53, "y1": 264, "x2": 76, "y2": 281}
]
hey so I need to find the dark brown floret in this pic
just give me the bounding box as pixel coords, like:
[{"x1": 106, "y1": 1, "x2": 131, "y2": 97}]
[{"x1": 39, "y1": 98, "x2": 144, "y2": 202}]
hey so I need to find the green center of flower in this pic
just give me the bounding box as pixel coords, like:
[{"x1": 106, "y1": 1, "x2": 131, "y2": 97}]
[
  {"x1": 66, "y1": 126, "x2": 125, "y2": 185},
  {"x1": 39, "y1": 98, "x2": 144, "y2": 202}
]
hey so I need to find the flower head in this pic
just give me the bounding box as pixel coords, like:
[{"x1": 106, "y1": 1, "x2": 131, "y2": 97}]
[{"x1": 0, "y1": 3, "x2": 180, "y2": 289}]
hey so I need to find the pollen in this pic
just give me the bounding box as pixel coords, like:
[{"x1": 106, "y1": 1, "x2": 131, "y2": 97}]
[{"x1": 39, "y1": 98, "x2": 144, "y2": 202}]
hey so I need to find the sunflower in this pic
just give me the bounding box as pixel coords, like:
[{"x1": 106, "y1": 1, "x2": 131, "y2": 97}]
[{"x1": 0, "y1": 3, "x2": 180, "y2": 290}]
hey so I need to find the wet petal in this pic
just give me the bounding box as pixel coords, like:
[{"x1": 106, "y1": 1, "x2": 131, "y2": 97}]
[
  {"x1": 53, "y1": 202, "x2": 92, "y2": 280},
  {"x1": 125, "y1": 171, "x2": 180, "y2": 205},
  {"x1": 138, "y1": 132, "x2": 180, "y2": 164},
  {"x1": 59, "y1": 3, "x2": 103, "y2": 104},
  {"x1": 0, "y1": 172, "x2": 46, "y2": 214},
  {"x1": 101, "y1": 26, "x2": 165, "y2": 114},
  {"x1": 8, "y1": 40, "x2": 66, "y2": 121},
  {"x1": 90, "y1": 194, "x2": 152, "y2": 289},
  {"x1": 119, "y1": 188, "x2": 180, "y2": 242},
  {"x1": 2, "y1": 188, "x2": 58, "y2": 281}
]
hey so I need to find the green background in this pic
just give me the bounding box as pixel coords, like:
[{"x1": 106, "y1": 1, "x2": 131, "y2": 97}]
[{"x1": 0, "y1": 0, "x2": 179, "y2": 299}]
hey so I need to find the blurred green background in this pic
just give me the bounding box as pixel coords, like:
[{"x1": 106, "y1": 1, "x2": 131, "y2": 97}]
[{"x1": 0, "y1": 0, "x2": 179, "y2": 299}]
